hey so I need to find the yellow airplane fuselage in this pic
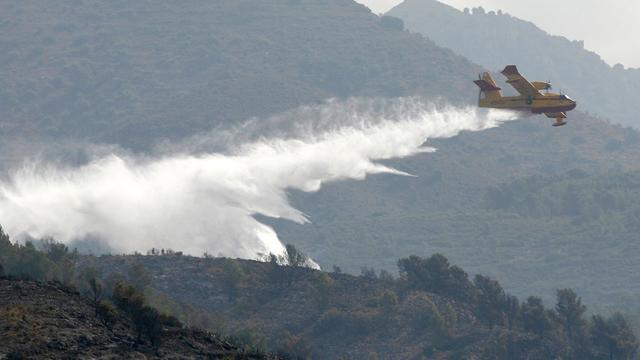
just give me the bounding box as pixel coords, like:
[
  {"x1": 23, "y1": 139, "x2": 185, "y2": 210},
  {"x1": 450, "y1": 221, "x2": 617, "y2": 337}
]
[
  {"x1": 479, "y1": 93, "x2": 577, "y2": 114},
  {"x1": 474, "y1": 66, "x2": 576, "y2": 126}
]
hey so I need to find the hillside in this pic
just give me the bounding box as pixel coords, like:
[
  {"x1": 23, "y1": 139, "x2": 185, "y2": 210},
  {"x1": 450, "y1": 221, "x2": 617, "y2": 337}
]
[
  {"x1": 86, "y1": 254, "x2": 637, "y2": 360},
  {"x1": 1, "y1": 230, "x2": 637, "y2": 359},
  {"x1": 387, "y1": 0, "x2": 640, "y2": 127},
  {"x1": 0, "y1": 278, "x2": 277, "y2": 359},
  {"x1": 3, "y1": 0, "x2": 640, "y2": 333},
  {"x1": 0, "y1": 0, "x2": 479, "y2": 151},
  {"x1": 275, "y1": 112, "x2": 640, "y2": 309}
]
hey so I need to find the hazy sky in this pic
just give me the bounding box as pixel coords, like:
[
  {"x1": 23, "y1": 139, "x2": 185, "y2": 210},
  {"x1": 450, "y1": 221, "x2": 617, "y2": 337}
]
[{"x1": 357, "y1": 0, "x2": 640, "y2": 69}]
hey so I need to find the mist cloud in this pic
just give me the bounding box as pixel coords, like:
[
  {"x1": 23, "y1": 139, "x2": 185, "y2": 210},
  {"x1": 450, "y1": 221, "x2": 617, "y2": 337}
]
[{"x1": 0, "y1": 98, "x2": 515, "y2": 262}]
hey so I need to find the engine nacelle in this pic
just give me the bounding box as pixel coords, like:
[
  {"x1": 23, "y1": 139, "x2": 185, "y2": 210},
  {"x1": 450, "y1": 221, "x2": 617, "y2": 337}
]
[{"x1": 532, "y1": 81, "x2": 552, "y2": 91}]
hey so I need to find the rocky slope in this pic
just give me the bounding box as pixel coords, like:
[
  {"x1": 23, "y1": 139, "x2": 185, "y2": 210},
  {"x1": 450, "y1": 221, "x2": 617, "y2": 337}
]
[{"x1": 0, "y1": 277, "x2": 277, "y2": 359}]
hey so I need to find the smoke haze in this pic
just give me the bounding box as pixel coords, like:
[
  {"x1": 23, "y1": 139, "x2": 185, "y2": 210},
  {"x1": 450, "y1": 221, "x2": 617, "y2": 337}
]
[{"x1": 0, "y1": 98, "x2": 515, "y2": 263}]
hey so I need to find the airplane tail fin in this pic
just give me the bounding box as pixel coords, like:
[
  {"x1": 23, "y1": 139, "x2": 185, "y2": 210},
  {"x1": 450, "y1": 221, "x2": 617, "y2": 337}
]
[{"x1": 474, "y1": 72, "x2": 503, "y2": 101}]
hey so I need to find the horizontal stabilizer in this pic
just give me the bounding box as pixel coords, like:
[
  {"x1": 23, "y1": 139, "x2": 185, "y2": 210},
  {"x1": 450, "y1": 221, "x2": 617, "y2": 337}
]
[
  {"x1": 474, "y1": 79, "x2": 502, "y2": 92},
  {"x1": 501, "y1": 65, "x2": 520, "y2": 76}
]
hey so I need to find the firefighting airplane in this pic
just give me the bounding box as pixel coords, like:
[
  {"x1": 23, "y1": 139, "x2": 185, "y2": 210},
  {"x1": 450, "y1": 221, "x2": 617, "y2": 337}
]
[{"x1": 474, "y1": 65, "x2": 576, "y2": 126}]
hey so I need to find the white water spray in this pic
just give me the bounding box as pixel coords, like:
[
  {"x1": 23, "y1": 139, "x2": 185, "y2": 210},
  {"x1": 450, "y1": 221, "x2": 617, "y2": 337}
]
[{"x1": 0, "y1": 98, "x2": 515, "y2": 262}]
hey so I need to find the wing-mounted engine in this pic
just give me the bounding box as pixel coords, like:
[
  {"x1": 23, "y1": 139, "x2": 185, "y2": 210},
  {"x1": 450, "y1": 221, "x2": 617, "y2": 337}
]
[{"x1": 531, "y1": 81, "x2": 552, "y2": 91}]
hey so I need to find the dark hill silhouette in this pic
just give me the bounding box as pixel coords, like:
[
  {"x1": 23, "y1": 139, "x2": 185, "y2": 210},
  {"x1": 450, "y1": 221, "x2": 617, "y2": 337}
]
[{"x1": 388, "y1": 0, "x2": 640, "y2": 127}]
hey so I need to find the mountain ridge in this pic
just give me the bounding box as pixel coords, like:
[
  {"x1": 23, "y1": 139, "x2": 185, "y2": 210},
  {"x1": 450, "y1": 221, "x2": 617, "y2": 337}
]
[
  {"x1": 0, "y1": 0, "x2": 480, "y2": 151},
  {"x1": 388, "y1": 0, "x2": 640, "y2": 127}
]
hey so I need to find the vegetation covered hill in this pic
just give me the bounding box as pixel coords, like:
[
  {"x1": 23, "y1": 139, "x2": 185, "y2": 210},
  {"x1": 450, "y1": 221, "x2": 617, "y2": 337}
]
[
  {"x1": 81, "y1": 254, "x2": 640, "y2": 359},
  {"x1": 1, "y1": 236, "x2": 637, "y2": 359},
  {"x1": 0, "y1": 0, "x2": 479, "y2": 150},
  {"x1": 3, "y1": 0, "x2": 640, "y2": 342},
  {"x1": 275, "y1": 112, "x2": 640, "y2": 310},
  {"x1": 387, "y1": 0, "x2": 640, "y2": 127}
]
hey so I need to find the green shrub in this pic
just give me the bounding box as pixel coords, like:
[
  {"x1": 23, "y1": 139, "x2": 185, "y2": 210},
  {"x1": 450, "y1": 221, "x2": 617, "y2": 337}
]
[
  {"x1": 96, "y1": 299, "x2": 118, "y2": 329},
  {"x1": 229, "y1": 328, "x2": 267, "y2": 354},
  {"x1": 398, "y1": 254, "x2": 476, "y2": 302},
  {"x1": 285, "y1": 244, "x2": 308, "y2": 267},
  {"x1": 314, "y1": 308, "x2": 377, "y2": 337},
  {"x1": 159, "y1": 313, "x2": 182, "y2": 328},
  {"x1": 222, "y1": 259, "x2": 247, "y2": 299}
]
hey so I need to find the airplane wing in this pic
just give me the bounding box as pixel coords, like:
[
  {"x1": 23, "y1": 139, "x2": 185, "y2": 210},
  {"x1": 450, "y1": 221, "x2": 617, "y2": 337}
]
[{"x1": 501, "y1": 65, "x2": 542, "y2": 97}]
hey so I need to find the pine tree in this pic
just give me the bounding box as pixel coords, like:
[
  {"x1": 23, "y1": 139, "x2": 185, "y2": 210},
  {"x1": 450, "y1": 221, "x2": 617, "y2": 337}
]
[
  {"x1": 504, "y1": 295, "x2": 519, "y2": 331},
  {"x1": 474, "y1": 274, "x2": 506, "y2": 329},
  {"x1": 590, "y1": 313, "x2": 638, "y2": 360},
  {"x1": 555, "y1": 288, "x2": 586, "y2": 340},
  {"x1": 89, "y1": 277, "x2": 104, "y2": 317},
  {"x1": 521, "y1": 297, "x2": 549, "y2": 337}
]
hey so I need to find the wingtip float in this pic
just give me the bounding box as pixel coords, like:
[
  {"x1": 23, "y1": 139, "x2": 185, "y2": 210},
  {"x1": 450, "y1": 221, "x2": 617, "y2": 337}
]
[{"x1": 474, "y1": 65, "x2": 576, "y2": 127}]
